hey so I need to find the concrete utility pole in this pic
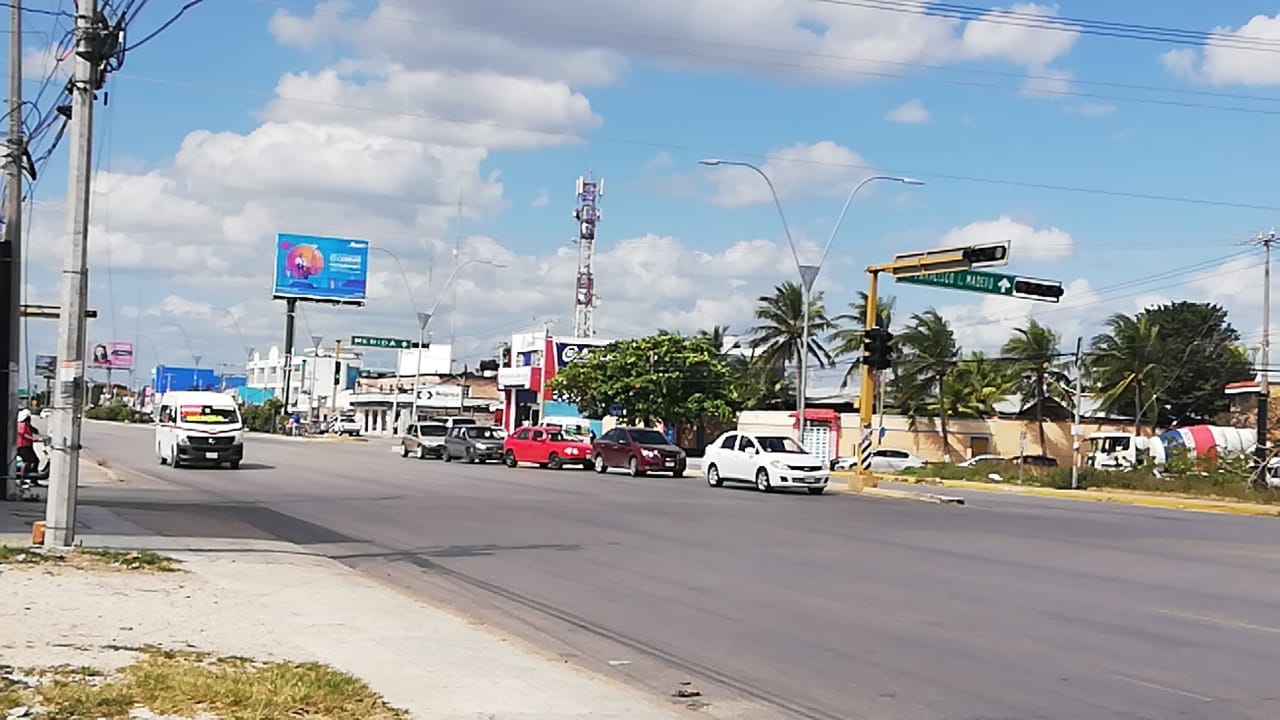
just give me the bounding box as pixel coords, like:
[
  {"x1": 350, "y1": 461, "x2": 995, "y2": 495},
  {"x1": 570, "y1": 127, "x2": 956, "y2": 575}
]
[
  {"x1": 1071, "y1": 336, "x2": 1083, "y2": 490},
  {"x1": 1256, "y1": 229, "x2": 1275, "y2": 465},
  {"x1": 46, "y1": 0, "x2": 99, "y2": 548},
  {"x1": 1, "y1": 0, "x2": 23, "y2": 501}
]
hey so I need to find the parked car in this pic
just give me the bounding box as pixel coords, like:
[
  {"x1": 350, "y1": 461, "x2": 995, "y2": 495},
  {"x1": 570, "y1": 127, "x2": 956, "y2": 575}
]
[
  {"x1": 502, "y1": 425, "x2": 593, "y2": 470},
  {"x1": 1010, "y1": 454, "x2": 1058, "y2": 468},
  {"x1": 401, "y1": 422, "x2": 449, "y2": 459},
  {"x1": 591, "y1": 426, "x2": 687, "y2": 476},
  {"x1": 332, "y1": 414, "x2": 361, "y2": 436},
  {"x1": 833, "y1": 448, "x2": 927, "y2": 473},
  {"x1": 702, "y1": 431, "x2": 829, "y2": 494},
  {"x1": 443, "y1": 425, "x2": 506, "y2": 463},
  {"x1": 428, "y1": 415, "x2": 478, "y2": 431},
  {"x1": 957, "y1": 454, "x2": 1006, "y2": 467}
]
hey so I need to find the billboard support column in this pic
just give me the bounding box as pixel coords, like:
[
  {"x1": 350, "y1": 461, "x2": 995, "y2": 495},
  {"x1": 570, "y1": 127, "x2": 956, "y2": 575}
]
[{"x1": 280, "y1": 298, "x2": 297, "y2": 432}]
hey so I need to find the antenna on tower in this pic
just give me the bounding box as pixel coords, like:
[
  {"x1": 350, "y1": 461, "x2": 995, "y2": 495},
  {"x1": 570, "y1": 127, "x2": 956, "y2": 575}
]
[{"x1": 572, "y1": 172, "x2": 603, "y2": 338}]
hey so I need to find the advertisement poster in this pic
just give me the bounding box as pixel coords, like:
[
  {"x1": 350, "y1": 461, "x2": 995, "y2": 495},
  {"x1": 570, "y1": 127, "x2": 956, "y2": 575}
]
[
  {"x1": 89, "y1": 341, "x2": 134, "y2": 370},
  {"x1": 272, "y1": 233, "x2": 370, "y2": 304},
  {"x1": 35, "y1": 354, "x2": 56, "y2": 379}
]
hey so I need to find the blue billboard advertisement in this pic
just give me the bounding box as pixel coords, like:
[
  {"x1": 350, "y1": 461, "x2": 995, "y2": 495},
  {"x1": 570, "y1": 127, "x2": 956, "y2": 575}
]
[{"x1": 272, "y1": 233, "x2": 370, "y2": 304}]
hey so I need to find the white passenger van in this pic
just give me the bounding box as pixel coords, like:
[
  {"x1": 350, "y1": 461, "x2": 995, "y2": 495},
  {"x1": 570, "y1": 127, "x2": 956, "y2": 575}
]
[{"x1": 154, "y1": 391, "x2": 245, "y2": 469}]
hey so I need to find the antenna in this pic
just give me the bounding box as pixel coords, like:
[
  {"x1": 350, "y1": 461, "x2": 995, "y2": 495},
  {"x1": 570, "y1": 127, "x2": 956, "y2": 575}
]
[{"x1": 571, "y1": 172, "x2": 602, "y2": 338}]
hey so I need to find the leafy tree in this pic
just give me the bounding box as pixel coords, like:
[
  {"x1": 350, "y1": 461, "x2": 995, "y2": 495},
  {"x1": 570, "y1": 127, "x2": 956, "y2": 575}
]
[
  {"x1": 891, "y1": 309, "x2": 961, "y2": 460},
  {"x1": 828, "y1": 291, "x2": 896, "y2": 388},
  {"x1": 1001, "y1": 319, "x2": 1071, "y2": 452},
  {"x1": 746, "y1": 281, "x2": 833, "y2": 397},
  {"x1": 549, "y1": 333, "x2": 738, "y2": 425},
  {"x1": 1137, "y1": 301, "x2": 1253, "y2": 424},
  {"x1": 945, "y1": 352, "x2": 1018, "y2": 419},
  {"x1": 1087, "y1": 313, "x2": 1165, "y2": 434}
]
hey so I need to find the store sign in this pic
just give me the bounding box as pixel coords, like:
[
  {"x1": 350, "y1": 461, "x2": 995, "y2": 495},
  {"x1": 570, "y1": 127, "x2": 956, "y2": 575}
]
[
  {"x1": 555, "y1": 342, "x2": 597, "y2": 367},
  {"x1": 497, "y1": 366, "x2": 532, "y2": 389},
  {"x1": 418, "y1": 384, "x2": 464, "y2": 408}
]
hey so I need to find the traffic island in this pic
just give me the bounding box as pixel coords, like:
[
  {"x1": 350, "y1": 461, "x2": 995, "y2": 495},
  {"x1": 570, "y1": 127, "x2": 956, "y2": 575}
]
[
  {"x1": 830, "y1": 472, "x2": 965, "y2": 505},
  {"x1": 0, "y1": 647, "x2": 407, "y2": 720}
]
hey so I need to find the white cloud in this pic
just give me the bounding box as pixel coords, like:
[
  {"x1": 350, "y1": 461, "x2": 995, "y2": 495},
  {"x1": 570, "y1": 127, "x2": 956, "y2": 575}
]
[
  {"x1": 21, "y1": 43, "x2": 71, "y2": 83},
  {"x1": 1161, "y1": 14, "x2": 1280, "y2": 86},
  {"x1": 934, "y1": 277, "x2": 1099, "y2": 353},
  {"x1": 531, "y1": 188, "x2": 550, "y2": 207},
  {"x1": 703, "y1": 141, "x2": 872, "y2": 208},
  {"x1": 1019, "y1": 67, "x2": 1073, "y2": 98},
  {"x1": 885, "y1": 99, "x2": 930, "y2": 124},
  {"x1": 644, "y1": 151, "x2": 674, "y2": 171},
  {"x1": 938, "y1": 215, "x2": 1074, "y2": 262},
  {"x1": 960, "y1": 3, "x2": 1079, "y2": 67}
]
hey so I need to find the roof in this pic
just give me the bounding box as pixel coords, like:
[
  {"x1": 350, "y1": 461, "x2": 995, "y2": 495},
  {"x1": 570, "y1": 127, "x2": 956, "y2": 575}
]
[{"x1": 1225, "y1": 380, "x2": 1262, "y2": 395}]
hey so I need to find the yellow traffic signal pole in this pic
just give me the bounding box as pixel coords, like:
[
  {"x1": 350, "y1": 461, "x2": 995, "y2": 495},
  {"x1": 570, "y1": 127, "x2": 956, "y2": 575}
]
[{"x1": 853, "y1": 268, "x2": 881, "y2": 490}]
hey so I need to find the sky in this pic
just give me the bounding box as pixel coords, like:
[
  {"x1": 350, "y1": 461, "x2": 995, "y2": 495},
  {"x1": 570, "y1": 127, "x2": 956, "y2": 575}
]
[{"x1": 7, "y1": 0, "x2": 1280, "y2": 391}]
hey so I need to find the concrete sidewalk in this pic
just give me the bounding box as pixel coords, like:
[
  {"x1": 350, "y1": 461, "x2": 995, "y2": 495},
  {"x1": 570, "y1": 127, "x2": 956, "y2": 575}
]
[{"x1": 1, "y1": 502, "x2": 692, "y2": 719}]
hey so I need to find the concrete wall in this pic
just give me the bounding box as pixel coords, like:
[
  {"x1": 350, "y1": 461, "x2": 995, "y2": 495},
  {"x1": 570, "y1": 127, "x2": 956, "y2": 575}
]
[{"x1": 738, "y1": 410, "x2": 1134, "y2": 465}]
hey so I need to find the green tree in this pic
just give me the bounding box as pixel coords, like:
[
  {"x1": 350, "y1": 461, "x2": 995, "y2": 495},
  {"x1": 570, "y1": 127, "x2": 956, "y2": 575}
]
[
  {"x1": 1087, "y1": 313, "x2": 1164, "y2": 434},
  {"x1": 828, "y1": 291, "x2": 896, "y2": 388},
  {"x1": 747, "y1": 281, "x2": 833, "y2": 398},
  {"x1": 549, "y1": 333, "x2": 737, "y2": 425},
  {"x1": 891, "y1": 309, "x2": 961, "y2": 460},
  {"x1": 1001, "y1": 319, "x2": 1071, "y2": 452},
  {"x1": 945, "y1": 352, "x2": 1018, "y2": 419},
  {"x1": 1137, "y1": 301, "x2": 1254, "y2": 424}
]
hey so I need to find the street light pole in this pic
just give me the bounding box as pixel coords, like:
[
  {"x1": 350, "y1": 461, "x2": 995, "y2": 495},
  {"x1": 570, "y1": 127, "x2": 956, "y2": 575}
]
[{"x1": 699, "y1": 160, "x2": 921, "y2": 446}]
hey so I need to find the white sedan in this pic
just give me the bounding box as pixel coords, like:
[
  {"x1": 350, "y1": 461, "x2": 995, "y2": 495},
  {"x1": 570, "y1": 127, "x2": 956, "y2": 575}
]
[
  {"x1": 833, "y1": 448, "x2": 928, "y2": 473},
  {"x1": 703, "y1": 431, "x2": 830, "y2": 495}
]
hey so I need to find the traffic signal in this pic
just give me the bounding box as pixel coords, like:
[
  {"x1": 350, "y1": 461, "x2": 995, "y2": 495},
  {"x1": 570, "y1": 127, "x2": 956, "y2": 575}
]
[
  {"x1": 1013, "y1": 279, "x2": 1064, "y2": 301},
  {"x1": 962, "y1": 244, "x2": 1008, "y2": 265},
  {"x1": 862, "y1": 327, "x2": 895, "y2": 371}
]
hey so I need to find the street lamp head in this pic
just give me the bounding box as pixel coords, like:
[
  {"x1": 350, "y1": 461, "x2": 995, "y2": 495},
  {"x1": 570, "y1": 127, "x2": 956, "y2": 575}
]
[
  {"x1": 417, "y1": 311, "x2": 432, "y2": 329},
  {"x1": 698, "y1": 158, "x2": 723, "y2": 166},
  {"x1": 899, "y1": 177, "x2": 925, "y2": 185}
]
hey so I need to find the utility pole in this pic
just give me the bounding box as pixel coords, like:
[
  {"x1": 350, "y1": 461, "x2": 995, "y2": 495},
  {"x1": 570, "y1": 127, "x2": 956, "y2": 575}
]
[
  {"x1": 1071, "y1": 336, "x2": 1083, "y2": 490},
  {"x1": 46, "y1": 0, "x2": 99, "y2": 548},
  {"x1": 1256, "y1": 230, "x2": 1275, "y2": 466},
  {"x1": 1, "y1": 0, "x2": 23, "y2": 501},
  {"x1": 571, "y1": 173, "x2": 603, "y2": 338}
]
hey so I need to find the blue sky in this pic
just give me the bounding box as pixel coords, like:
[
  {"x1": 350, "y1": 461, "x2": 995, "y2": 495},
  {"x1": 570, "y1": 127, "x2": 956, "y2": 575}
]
[{"x1": 8, "y1": 0, "x2": 1280, "y2": 389}]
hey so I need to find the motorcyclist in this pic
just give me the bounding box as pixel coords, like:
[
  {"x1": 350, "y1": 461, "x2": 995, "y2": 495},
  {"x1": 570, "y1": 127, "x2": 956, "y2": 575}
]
[{"x1": 16, "y1": 408, "x2": 40, "y2": 477}]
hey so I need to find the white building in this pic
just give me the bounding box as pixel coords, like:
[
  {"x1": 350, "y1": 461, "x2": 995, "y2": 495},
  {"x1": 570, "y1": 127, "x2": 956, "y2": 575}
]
[{"x1": 245, "y1": 346, "x2": 362, "y2": 418}]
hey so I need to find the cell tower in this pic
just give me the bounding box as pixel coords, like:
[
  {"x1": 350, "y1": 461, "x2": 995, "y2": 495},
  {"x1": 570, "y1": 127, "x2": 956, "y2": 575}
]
[{"x1": 572, "y1": 173, "x2": 604, "y2": 337}]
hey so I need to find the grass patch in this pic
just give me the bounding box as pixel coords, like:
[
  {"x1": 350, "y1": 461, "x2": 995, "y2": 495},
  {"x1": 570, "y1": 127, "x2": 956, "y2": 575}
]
[
  {"x1": 1, "y1": 647, "x2": 407, "y2": 719},
  {"x1": 898, "y1": 459, "x2": 1280, "y2": 505},
  {"x1": 0, "y1": 545, "x2": 180, "y2": 572}
]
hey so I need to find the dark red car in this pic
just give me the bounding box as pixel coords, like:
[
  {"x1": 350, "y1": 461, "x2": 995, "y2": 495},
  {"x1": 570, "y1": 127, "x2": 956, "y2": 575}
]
[
  {"x1": 502, "y1": 425, "x2": 592, "y2": 469},
  {"x1": 591, "y1": 426, "x2": 687, "y2": 476}
]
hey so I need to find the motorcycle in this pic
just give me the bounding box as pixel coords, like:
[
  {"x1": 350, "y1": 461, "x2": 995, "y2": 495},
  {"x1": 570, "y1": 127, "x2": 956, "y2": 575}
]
[{"x1": 13, "y1": 437, "x2": 51, "y2": 485}]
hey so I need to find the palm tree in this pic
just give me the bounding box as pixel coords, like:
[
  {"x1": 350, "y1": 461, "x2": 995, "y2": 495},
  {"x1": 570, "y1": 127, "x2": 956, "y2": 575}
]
[
  {"x1": 1087, "y1": 313, "x2": 1164, "y2": 434},
  {"x1": 1001, "y1": 320, "x2": 1069, "y2": 452},
  {"x1": 945, "y1": 352, "x2": 1018, "y2": 418},
  {"x1": 747, "y1": 281, "x2": 833, "y2": 398},
  {"x1": 892, "y1": 309, "x2": 960, "y2": 461},
  {"x1": 696, "y1": 325, "x2": 735, "y2": 355},
  {"x1": 828, "y1": 291, "x2": 896, "y2": 388}
]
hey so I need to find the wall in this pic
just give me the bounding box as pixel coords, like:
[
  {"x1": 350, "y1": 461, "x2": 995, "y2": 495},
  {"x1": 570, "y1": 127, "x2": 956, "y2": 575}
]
[{"x1": 739, "y1": 410, "x2": 1135, "y2": 466}]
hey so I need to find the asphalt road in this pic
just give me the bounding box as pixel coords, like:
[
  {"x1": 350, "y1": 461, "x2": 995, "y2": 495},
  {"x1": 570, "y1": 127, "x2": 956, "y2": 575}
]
[{"x1": 72, "y1": 421, "x2": 1280, "y2": 720}]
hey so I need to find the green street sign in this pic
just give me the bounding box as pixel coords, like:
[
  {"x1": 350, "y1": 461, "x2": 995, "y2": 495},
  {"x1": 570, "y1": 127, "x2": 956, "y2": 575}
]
[
  {"x1": 351, "y1": 335, "x2": 413, "y2": 349},
  {"x1": 896, "y1": 270, "x2": 1064, "y2": 303}
]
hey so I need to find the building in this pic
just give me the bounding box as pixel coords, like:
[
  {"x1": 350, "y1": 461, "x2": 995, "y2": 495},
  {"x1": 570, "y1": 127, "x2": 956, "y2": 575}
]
[
  {"x1": 244, "y1": 346, "x2": 362, "y2": 417},
  {"x1": 496, "y1": 330, "x2": 610, "y2": 433},
  {"x1": 151, "y1": 365, "x2": 221, "y2": 393}
]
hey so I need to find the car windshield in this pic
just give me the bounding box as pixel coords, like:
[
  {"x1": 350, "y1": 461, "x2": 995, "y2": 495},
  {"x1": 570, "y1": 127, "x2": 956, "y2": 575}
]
[
  {"x1": 756, "y1": 436, "x2": 806, "y2": 453},
  {"x1": 470, "y1": 428, "x2": 501, "y2": 440},
  {"x1": 419, "y1": 425, "x2": 447, "y2": 436},
  {"x1": 179, "y1": 405, "x2": 239, "y2": 424},
  {"x1": 629, "y1": 429, "x2": 669, "y2": 445}
]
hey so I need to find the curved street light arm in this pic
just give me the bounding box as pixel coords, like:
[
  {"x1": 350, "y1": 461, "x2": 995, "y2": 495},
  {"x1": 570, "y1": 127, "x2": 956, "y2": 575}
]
[{"x1": 371, "y1": 246, "x2": 421, "y2": 316}]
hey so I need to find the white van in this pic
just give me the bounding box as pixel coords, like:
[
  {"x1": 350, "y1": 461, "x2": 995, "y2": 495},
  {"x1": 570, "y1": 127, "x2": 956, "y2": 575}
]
[{"x1": 155, "y1": 391, "x2": 245, "y2": 469}]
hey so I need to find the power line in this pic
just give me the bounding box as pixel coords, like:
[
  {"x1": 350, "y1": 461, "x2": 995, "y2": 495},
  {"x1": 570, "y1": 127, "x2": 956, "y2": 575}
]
[
  {"x1": 121, "y1": 0, "x2": 203, "y2": 52},
  {"x1": 0, "y1": 2, "x2": 72, "y2": 17}
]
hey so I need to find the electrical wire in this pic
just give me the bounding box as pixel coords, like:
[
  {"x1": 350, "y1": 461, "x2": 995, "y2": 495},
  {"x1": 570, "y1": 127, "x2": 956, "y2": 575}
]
[
  {"x1": 121, "y1": 0, "x2": 203, "y2": 52},
  {"x1": 0, "y1": 2, "x2": 72, "y2": 18}
]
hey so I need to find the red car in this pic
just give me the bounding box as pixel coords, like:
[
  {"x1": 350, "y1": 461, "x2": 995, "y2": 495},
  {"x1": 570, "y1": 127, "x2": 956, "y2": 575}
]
[{"x1": 502, "y1": 425, "x2": 593, "y2": 470}]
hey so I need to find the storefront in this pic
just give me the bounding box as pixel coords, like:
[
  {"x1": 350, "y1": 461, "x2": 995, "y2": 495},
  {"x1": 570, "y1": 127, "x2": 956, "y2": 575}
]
[{"x1": 497, "y1": 331, "x2": 609, "y2": 434}]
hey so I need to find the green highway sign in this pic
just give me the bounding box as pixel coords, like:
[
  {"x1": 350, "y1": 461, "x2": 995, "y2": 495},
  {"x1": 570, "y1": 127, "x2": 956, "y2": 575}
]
[
  {"x1": 896, "y1": 270, "x2": 1064, "y2": 303},
  {"x1": 351, "y1": 335, "x2": 413, "y2": 349}
]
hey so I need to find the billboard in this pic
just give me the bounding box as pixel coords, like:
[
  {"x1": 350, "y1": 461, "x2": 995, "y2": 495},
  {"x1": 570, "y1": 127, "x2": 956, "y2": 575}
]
[
  {"x1": 272, "y1": 233, "x2": 370, "y2": 304},
  {"x1": 90, "y1": 341, "x2": 134, "y2": 370},
  {"x1": 35, "y1": 354, "x2": 56, "y2": 379}
]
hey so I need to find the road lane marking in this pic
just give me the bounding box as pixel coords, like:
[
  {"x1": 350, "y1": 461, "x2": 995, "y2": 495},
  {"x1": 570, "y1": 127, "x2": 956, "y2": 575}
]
[
  {"x1": 1152, "y1": 608, "x2": 1280, "y2": 635},
  {"x1": 1110, "y1": 673, "x2": 1215, "y2": 702}
]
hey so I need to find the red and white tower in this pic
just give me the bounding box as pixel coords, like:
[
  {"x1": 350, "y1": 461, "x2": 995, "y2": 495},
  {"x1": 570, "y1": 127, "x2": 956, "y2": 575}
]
[{"x1": 572, "y1": 173, "x2": 604, "y2": 338}]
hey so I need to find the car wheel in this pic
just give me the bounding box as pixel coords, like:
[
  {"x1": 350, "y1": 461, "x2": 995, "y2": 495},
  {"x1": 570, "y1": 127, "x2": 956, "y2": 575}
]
[
  {"x1": 504, "y1": 450, "x2": 518, "y2": 468},
  {"x1": 465, "y1": 448, "x2": 477, "y2": 464},
  {"x1": 755, "y1": 468, "x2": 772, "y2": 493},
  {"x1": 170, "y1": 446, "x2": 182, "y2": 469},
  {"x1": 628, "y1": 457, "x2": 644, "y2": 477},
  {"x1": 229, "y1": 460, "x2": 241, "y2": 470},
  {"x1": 443, "y1": 449, "x2": 453, "y2": 462},
  {"x1": 548, "y1": 453, "x2": 563, "y2": 470},
  {"x1": 593, "y1": 455, "x2": 608, "y2": 474},
  {"x1": 158, "y1": 445, "x2": 168, "y2": 465},
  {"x1": 401, "y1": 443, "x2": 409, "y2": 458},
  {"x1": 706, "y1": 464, "x2": 722, "y2": 487},
  {"x1": 418, "y1": 445, "x2": 427, "y2": 460}
]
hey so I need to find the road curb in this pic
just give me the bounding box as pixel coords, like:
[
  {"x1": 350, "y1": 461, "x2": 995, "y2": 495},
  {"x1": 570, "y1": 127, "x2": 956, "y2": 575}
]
[
  {"x1": 889, "y1": 477, "x2": 1280, "y2": 517},
  {"x1": 825, "y1": 475, "x2": 964, "y2": 505}
]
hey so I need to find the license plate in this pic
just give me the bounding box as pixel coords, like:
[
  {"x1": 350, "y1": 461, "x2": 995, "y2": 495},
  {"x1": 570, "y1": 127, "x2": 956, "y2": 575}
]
[
  {"x1": 664, "y1": 461, "x2": 675, "y2": 467},
  {"x1": 205, "y1": 452, "x2": 218, "y2": 459}
]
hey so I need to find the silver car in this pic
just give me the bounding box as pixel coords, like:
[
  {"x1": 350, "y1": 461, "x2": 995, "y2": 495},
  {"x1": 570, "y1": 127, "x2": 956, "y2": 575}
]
[{"x1": 443, "y1": 425, "x2": 506, "y2": 463}]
